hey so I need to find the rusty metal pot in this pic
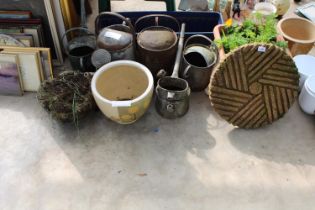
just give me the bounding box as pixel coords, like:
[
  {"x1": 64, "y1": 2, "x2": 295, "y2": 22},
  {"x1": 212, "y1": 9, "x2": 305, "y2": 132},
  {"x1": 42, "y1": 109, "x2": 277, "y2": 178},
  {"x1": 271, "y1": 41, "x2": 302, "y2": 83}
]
[
  {"x1": 95, "y1": 12, "x2": 136, "y2": 61},
  {"x1": 136, "y1": 14, "x2": 180, "y2": 79}
]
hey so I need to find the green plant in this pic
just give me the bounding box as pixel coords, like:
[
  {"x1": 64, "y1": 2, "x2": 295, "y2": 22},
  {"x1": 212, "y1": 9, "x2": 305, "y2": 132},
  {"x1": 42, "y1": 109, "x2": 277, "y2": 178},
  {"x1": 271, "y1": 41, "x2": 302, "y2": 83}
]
[{"x1": 215, "y1": 13, "x2": 288, "y2": 53}]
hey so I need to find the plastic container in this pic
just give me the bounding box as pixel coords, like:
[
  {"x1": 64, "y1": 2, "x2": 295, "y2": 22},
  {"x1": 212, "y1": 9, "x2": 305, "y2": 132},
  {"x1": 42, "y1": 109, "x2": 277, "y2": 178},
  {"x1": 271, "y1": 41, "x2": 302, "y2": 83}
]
[
  {"x1": 253, "y1": 2, "x2": 277, "y2": 16},
  {"x1": 293, "y1": 55, "x2": 315, "y2": 90},
  {"x1": 95, "y1": 11, "x2": 223, "y2": 39},
  {"x1": 91, "y1": 60, "x2": 154, "y2": 124},
  {"x1": 299, "y1": 75, "x2": 315, "y2": 115}
]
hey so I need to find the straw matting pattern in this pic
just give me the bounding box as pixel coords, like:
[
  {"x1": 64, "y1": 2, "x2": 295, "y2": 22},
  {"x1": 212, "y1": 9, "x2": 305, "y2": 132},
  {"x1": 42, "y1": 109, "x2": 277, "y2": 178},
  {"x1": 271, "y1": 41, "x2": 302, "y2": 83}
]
[{"x1": 209, "y1": 44, "x2": 299, "y2": 128}]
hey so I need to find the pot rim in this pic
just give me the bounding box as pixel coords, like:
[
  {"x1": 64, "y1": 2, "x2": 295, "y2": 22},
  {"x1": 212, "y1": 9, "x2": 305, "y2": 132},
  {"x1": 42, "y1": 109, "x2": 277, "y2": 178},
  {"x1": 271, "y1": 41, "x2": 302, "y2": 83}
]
[
  {"x1": 254, "y1": 2, "x2": 277, "y2": 14},
  {"x1": 156, "y1": 76, "x2": 190, "y2": 93},
  {"x1": 277, "y1": 17, "x2": 315, "y2": 44},
  {"x1": 91, "y1": 60, "x2": 154, "y2": 107}
]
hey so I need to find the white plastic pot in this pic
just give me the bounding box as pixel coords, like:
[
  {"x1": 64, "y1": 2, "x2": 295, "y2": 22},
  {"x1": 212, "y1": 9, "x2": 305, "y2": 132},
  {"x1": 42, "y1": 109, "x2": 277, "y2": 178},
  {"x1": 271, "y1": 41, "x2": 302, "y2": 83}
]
[
  {"x1": 299, "y1": 75, "x2": 315, "y2": 115},
  {"x1": 91, "y1": 60, "x2": 154, "y2": 124},
  {"x1": 293, "y1": 55, "x2": 315, "y2": 90},
  {"x1": 253, "y1": 2, "x2": 277, "y2": 16}
]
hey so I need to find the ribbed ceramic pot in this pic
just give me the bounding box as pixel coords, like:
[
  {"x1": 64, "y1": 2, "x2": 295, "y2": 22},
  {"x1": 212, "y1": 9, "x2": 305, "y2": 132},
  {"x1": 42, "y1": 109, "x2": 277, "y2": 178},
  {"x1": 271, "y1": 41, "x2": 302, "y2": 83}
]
[
  {"x1": 277, "y1": 17, "x2": 315, "y2": 57},
  {"x1": 91, "y1": 60, "x2": 154, "y2": 124}
]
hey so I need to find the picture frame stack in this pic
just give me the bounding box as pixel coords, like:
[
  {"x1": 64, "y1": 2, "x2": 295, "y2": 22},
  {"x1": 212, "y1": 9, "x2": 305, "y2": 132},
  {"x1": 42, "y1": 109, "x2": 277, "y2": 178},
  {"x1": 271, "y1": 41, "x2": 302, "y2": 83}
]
[
  {"x1": 0, "y1": 46, "x2": 53, "y2": 96},
  {"x1": 0, "y1": 0, "x2": 64, "y2": 65}
]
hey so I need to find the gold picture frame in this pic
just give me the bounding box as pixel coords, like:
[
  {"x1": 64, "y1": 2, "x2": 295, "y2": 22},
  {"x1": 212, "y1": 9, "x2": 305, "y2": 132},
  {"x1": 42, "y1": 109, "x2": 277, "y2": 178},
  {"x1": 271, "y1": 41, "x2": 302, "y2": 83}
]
[
  {"x1": 60, "y1": 0, "x2": 80, "y2": 30},
  {"x1": 1, "y1": 51, "x2": 43, "y2": 92},
  {"x1": 0, "y1": 46, "x2": 53, "y2": 80}
]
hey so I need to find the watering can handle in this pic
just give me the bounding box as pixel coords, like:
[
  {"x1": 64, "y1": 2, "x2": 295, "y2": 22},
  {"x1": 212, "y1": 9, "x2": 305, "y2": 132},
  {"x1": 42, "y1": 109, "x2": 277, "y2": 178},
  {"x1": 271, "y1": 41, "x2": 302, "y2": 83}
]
[
  {"x1": 183, "y1": 65, "x2": 191, "y2": 78},
  {"x1": 80, "y1": 0, "x2": 87, "y2": 28},
  {"x1": 171, "y1": 23, "x2": 186, "y2": 78},
  {"x1": 95, "y1": 12, "x2": 136, "y2": 38},
  {"x1": 61, "y1": 27, "x2": 95, "y2": 54},
  {"x1": 184, "y1": 34, "x2": 215, "y2": 48},
  {"x1": 135, "y1": 14, "x2": 180, "y2": 33},
  {"x1": 184, "y1": 34, "x2": 219, "y2": 64}
]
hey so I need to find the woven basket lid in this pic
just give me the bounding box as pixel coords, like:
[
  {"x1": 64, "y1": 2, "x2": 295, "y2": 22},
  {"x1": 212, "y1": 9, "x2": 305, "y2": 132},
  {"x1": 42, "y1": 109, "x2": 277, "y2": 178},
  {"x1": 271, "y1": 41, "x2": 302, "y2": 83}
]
[
  {"x1": 137, "y1": 27, "x2": 177, "y2": 51},
  {"x1": 209, "y1": 43, "x2": 299, "y2": 128}
]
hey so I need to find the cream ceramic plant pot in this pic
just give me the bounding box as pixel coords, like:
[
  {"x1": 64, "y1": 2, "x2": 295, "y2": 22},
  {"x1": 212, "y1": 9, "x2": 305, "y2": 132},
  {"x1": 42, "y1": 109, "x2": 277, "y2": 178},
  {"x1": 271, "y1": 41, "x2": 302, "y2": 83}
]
[
  {"x1": 91, "y1": 60, "x2": 154, "y2": 124},
  {"x1": 253, "y1": 2, "x2": 277, "y2": 16},
  {"x1": 277, "y1": 17, "x2": 315, "y2": 57},
  {"x1": 270, "y1": 0, "x2": 290, "y2": 16}
]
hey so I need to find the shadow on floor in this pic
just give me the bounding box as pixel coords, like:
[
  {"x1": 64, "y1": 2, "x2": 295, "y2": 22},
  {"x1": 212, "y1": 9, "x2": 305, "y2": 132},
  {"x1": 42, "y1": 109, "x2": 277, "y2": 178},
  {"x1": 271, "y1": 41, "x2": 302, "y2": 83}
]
[{"x1": 228, "y1": 104, "x2": 315, "y2": 166}]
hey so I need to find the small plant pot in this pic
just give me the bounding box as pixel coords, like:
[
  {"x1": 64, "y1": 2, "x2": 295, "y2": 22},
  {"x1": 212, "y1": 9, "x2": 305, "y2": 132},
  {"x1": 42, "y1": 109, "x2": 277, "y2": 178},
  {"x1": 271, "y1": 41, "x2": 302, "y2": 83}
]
[
  {"x1": 277, "y1": 17, "x2": 315, "y2": 57},
  {"x1": 253, "y1": 2, "x2": 277, "y2": 16},
  {"x1": 91, "y1": 60, "x2": 154, "y2": 124},
  {"x1": 270, "y1": 0, "x2": 290, "y2": 16}
]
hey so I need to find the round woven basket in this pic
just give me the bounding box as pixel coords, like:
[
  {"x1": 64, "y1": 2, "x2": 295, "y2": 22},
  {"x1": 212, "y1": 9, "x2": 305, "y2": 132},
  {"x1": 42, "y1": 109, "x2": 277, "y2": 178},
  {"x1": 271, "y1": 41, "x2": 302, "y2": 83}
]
[
  {"x1": 37, "y1": 71, "x2": 95, "y2": 122},
  {"x1": 209, "y1": 43, "x2": 299, "y2": 128}
]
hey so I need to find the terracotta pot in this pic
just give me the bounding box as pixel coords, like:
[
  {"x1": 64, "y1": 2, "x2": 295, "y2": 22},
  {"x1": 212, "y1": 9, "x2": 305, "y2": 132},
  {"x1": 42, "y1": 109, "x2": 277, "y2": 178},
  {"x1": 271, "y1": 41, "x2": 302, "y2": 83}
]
[
  {"x1": 213, "y1": 24, "x2": 289, "y2": 60},
  {"x1": 91, "y1": 60, "x2": 154, "y2": 124},
  {"x1": 213, "y1": 24, "x2": 226, "y2": 61},
  {"x1": 277, "y1": 17, "x2": 315, "y2": 57}
]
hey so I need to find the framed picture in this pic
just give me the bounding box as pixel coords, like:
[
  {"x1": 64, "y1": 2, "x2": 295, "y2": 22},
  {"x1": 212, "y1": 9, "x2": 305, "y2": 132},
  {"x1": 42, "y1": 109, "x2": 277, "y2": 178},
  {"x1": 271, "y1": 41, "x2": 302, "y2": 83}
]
[
  {"x1": 0, "y1": 0, "x2": 64, "y2": 65},
  {"x1": 0, "y1": 46, "x2": 53, "y2": 80},
  {"x1": 51, "y1": 0, "x2": 68, "y2": 48},
  {"x1": 0, "y1": 34, "x2": 24, "y2": 47},
  {"x1": 59, "y1": 0, "x2": 80, "y2": 30},
  {"x1": 0, "y1": 10, "x2": 32, "y2": 19},
  {"x1": 24, "y1": 26, "x2": 43, "y2": 47},
  {"x1": 1, "y1": 51, "x2": 43, "y2": 92},
  {"x1": 44, "y1": 0, "x2": 64, "y2": 65},
  {"x1": 0, "y1": 54, "x2": 23, "y2": 96},
  {"x1": 7, "y1": 34, "x2": 34, "y2": 47},
  {"x1": 0, "y1": 25, "x2": 43, "y2": 47}
]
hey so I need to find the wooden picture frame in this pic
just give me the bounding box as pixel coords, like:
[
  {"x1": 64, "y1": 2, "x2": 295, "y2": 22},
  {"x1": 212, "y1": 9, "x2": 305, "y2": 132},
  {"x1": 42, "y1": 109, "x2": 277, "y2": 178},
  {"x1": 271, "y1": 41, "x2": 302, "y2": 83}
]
[
  {"x1": 44, "y1": 0, "x2": 64, "y2": 65},
  {"x1": 51, "y1": 0, "x2": 68, "y2": 48},
  {"x1": 0, "y1": 0, "x2": 64, "y2": 65},
  {"x1": 0, "y1": 54, "x2": 23, "y2": 96},
  {"x1": 0, "y1": 46, "x2": 53, "y2": 80},
  {"x1": 1, "y1": 51, "x2": 43, "y2": 92},
  {"x1": 0, "y1": 11, "x2": 32, "y2": 19}
]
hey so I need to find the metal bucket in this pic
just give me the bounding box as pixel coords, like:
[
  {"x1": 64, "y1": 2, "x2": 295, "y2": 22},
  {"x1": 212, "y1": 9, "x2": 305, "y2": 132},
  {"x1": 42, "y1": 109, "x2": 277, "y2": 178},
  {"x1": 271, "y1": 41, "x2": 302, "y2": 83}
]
[
  {"x1": 180, "y1": 35, "x2": 218, "y2": 91},
  {"x1": 62, "y1": 27, "x2": 96, "y2": 72},
  {"x1": 156, "y1": 23, "x2": 190, "y2": 119},
  {"x1": 136, "y1": 14, "x2": 180, "y2": 79}
]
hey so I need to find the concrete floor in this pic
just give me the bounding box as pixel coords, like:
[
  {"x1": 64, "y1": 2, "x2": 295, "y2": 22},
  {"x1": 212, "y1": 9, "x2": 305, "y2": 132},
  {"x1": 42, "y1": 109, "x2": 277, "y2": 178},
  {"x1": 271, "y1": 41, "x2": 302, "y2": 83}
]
[{"x1": 1, "y1": 0, "x2": 315, "y2": 210}]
